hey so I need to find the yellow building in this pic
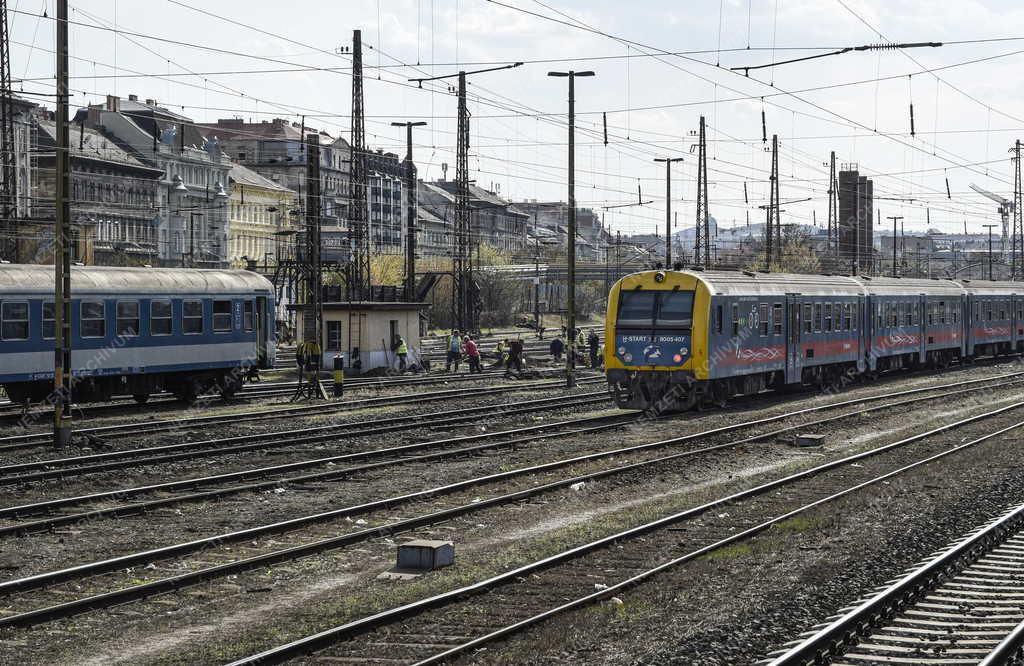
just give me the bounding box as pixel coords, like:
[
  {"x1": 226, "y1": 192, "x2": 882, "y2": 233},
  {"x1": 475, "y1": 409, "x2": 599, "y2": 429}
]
[{"x1": 227, "y1": 163, "x2": 297, "y2": 268}]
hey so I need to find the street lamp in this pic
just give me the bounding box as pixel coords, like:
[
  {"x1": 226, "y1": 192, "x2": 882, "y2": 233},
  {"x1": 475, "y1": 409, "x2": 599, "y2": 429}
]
[
  {"x1": 390, "y1": 121, "x2": 428, "y2": 299},
  {"x1": 548, "y1": 69, "x2": 595, "y2": 389},
  {"x1": 654, "y1": 157, "x2": 684, "y2": 266}
]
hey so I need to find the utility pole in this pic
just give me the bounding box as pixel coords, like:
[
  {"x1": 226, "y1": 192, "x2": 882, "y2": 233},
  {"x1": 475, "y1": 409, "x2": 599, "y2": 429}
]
[
  {"x1": 887, "y1": 215, "x2": 903, "y2": 277},
  {"x1": 827, "y1": 151, "x2": 837, "y2": 269},
  {"x1": 654, "y1": 155, "x2": 683, "y2": 267},
  {"x1": 984, "y1": 223, "x2": 997, "y2": 280},
  {"x1": 0, "y1": 0, "x2": 16, "y2": 263},
  {"x1": 549, "y1": 69, "x2": 595, "y2": 388},
  {"x1": 294, "y1": 133, "x2": 327, "y2": 400},
  {"x1": 533, "y1": 208, "x2": 540, "y2": 331},
  {"x1": 408, "y1": 63, "x2": 521, "y2": 333},
  {"x1": 765, "y1": 134, "x2": 780, "y2": 267},
  {"x1": 53, "y1": 0, "x2": 72, "y2": 448},
  {"x1": 694, "y1": 114, "x2": 710, "y2": 266},
  {"x1": 350, "y1": 29, "x2": 370, "y2": 300},
  {"x1": 391, "y1": 121, "x2": 427, "y2": 299},
  {"x1": 1013, "y1": 139, "x2": 1022, "y2": 280}
]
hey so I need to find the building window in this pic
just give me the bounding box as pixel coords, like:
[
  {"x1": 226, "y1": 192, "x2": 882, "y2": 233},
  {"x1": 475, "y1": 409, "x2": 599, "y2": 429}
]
[
  {"x1": 0, "y1": 301, "x2": 29, "y2": 340},
  {"x1": 42, "y1": 301, "x2": 55, "y2": 340},
  {"x1": 213, "y1": 300, "x2": 232, "y2": 332},
  {"x1": 243, "y1": 300, "x2": 255, "y2": 332},
  {"x1": 116, "y1": 301, "x2": 140, "y2": 336},
  {"x1": 81, "y1": 300, "x2": 106, "y2": 338},
  {"x1": 151, "y1": 299, "x2": 172, "y2": 335},
  {"x1": 326, "y1": 321, "x2": 342, "y2": 351},
  {"x1": 183, "y1": 299, "x2": 204, "y2": 334}
]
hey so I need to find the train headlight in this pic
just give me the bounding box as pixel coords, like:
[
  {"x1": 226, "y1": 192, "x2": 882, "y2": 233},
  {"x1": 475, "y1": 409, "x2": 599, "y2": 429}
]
[
  {"x1": 654, "y1": 271, "x2": 666, "y2": 283},
  {"x1": 673, "y1": 354, "x2": 682, "y2": 363},
  {"x1": 617, "y1": 346, "x2": 626, "y2": 355},
  {"x1": 623, "y1": 352, "x2": 633, "y2": 362}
]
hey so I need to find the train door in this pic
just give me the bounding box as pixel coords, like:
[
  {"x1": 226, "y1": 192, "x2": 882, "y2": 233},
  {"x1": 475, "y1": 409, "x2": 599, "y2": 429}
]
[
  {"x1": 256, "y1": 296, "x2": 268, "y2": 367},
  {"x1": 918, "y1": 294, "x2": 927, "y2": 365},
  {"x1": 856, "y1": 294, "x2": 867, "y2": 373},
  {"x1": 785, "y1": 295, "x2": 801, "y2": 385}
]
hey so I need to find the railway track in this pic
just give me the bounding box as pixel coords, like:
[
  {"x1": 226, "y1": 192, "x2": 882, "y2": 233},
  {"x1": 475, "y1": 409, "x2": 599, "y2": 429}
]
[
  {"x1": 216, "y1": 398, "x2": 1024, "y2": 665},
  {"x1": 766, "y1": 501, "x2": 1024, "y2": 666},
  {"x1": 0, "y1": 370, "x2": 534, "y2": 425},
  {"x1": 0, "y1": 375, "x2": 596, "y2": 451},
  {"x1": 0, "y1": 373, "x2": 1021, "y2": 632},
  {"x1": 0, "y1": 384, "x2": 607, "y2": 483}
]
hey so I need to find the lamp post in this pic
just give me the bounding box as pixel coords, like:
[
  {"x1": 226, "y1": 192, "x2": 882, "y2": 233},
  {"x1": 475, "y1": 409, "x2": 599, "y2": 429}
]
[
  {"x1": 654, "y1": 156, "x2": 684, "y2": 267},
  {"x1": 390, "y1": 121, "x2": 427, "y2": 300},
  {"x1": 548, "y1": 69, "x2": 595, "y2": 389}
]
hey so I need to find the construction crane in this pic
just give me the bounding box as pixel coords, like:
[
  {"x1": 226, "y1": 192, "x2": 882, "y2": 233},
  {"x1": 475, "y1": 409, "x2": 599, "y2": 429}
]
[{"x1": 970, "y1": 183, "x2": 1014, "y2": 257}]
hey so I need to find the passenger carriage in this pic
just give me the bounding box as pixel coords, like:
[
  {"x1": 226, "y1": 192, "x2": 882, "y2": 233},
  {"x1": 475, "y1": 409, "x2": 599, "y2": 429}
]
[
  {"x1": 605, "y1": 268, "x2": 1024, "y2": 412},
  {"x1": 0, "y1": 264, "x2": 276, "y2": 405}
]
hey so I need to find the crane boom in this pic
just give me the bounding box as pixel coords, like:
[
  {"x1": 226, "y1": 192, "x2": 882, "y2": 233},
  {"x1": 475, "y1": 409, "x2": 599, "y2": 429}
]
[{"x1": 970, "y1": 183, "x2": 1012, "y2": 207}]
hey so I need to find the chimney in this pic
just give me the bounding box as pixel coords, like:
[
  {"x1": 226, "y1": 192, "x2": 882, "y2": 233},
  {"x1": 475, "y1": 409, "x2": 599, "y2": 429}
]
[
  {"x1": 128, "y1": 94, "x2": 138, "y2": 102},
  {"x1": 87, "y1": 106, "x2": 102, "y2": 126},
  {"x1": 145, "y1": 98, "x2": 156, "y2": 107},
  {"x1": 105, "y1": 94, "x2": 120, "y2": 112}
]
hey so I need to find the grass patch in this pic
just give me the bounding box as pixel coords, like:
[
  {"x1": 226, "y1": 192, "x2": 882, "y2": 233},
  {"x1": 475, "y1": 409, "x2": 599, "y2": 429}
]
[{"x1": 702, "y1": 543, "x2": 754, "y2": 561}]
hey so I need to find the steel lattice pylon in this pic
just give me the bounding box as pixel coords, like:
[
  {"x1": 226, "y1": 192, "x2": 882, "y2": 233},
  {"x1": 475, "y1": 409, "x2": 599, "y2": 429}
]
[
  {"x1": 765, "y1": 134, "x2": 781, "y2": 266},
  {"x1": 0, "y1": 0, "x2": 17, "y2": 263},
  {"x1": 453, "y1": 71, "x2": 473, "y2": 332},
  {"x1": 694, "y1": 115, "x2": 709, "y2": 266},
  {"x1": 349, "y1": 29, "x2": 370, "y2": 300},
  {"x1": 1013, "y1": 139, "x2": 1022, "y2": 280}
]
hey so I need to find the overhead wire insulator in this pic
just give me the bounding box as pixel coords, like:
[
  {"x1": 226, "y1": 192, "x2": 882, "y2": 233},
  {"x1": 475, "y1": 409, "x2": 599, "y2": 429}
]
[
  {"x1": 602, "y1": 112, "x2": 608, "y2": 146},
  {"x1": 743, "y1": 181, "x2": 749, "y2": 204},
  {"x1": 761, "y1": 103, "x2": 767, "y2": 144},
  {"x1": 909, "y1": 102, "x2": 916, "y2": 137},
  {"x1": 946, "y1": 175, "x2": 951, "y2": 199}
]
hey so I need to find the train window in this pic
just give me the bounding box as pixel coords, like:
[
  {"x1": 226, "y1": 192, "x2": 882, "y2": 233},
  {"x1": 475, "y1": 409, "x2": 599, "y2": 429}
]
[
  {"x1": 876, "y1": 303, "x2": 883, "y2": 328},
  {"x1": 42, "y1": 301, "x2": 55, "y2": 340},
  {"x1": 1000, "y1": 302, "x2": 1007, "y2": 320},
  {"x1": 116, "y1": 301, "x2": 140, "y2": 336},
  {"x1": 814, "y1": 303, "x2": 822, "y2": 332},
  {"x1": 903, "y1": 303, "x2": 912, "y2": 327},
  {"x1": 213, "y1": 300, "x2": 232, "y2": 332},
  {"x1": 824, "y1": 303, "x2": 833, "y2": 332},
  {"x1": 0, "y1": 301, "x2": 28, "y2": 340},
  {"x1": 759, "y1": 303, "x2": 769, "y2": 336},
  {"x1": 803, "y1": 303, "x2": 812, "y2": 334},
  {"x1": 715, "y1": 305, "x2": 723, "y2": 335},
  {"x1": 952, "y1": 303, "x2": 959, "y2": 324},
  {"x1": 656, "y1": 291, "x2": 695, "y2": 328},
  {"x1": 772, "y1": 303, "x2": 782, "y2": 335},
  {"x1": 939, "y1": 301, "x2": 946, "y2": 325},
  {"x1": 912, "y1": 302, "x2": 919, "y2": 326},
  {"x1": 987, "y1": 303, "x2": 993, "y2": 321},
  {"x1": 617, "y1": 291, "x2": 657, "y2": 329},
  {"x1": 326, "y1": 321, "x2": 342, "y2": 351},
  {"x1": 731, "y1": 303, "x2": 739, "y2": 337},
  {"x1": 844, "y1": 303, "x2": 853, "y2": 330},
  {"x1": 853, "y1": 302, "x2": 858, "y2": 330},
  {"x1": 183, "y1": 299, "x2": 204, "y2": 335},
  {"x1": 927, "y1": 302, "x2": 934, "y2": 326},
  {"x1": 243, "y1": 301, "x2": 255, "y2": 332},
  {"x1": 81, "y1": 300, "x2": 106, "y2": 338},
  {"x1": 151, "y1": 300, "x2": 172, "y2": 336}
]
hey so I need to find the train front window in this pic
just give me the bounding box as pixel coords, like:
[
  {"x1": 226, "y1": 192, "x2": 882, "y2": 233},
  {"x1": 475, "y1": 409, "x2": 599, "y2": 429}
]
[
  {"x1": 655, "y1": 291, "x2": 694, "y2": 328},
  {"x1": 1, "y1": 301, "x2": 28, "y2": 340},
  {"x1": 616, "y1": 291, "x2": 657, "y2": 329}
]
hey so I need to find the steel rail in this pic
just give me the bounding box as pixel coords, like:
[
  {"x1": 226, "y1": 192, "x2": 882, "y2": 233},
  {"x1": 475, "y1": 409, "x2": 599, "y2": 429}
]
[
  {"x1": 224, "y1": 408, "x2": 1024, "y2": 666},
  {"x1": 0, "y1": 391, "x2": 608, "y2": 484},
  {"x1": 980, "y1": 617, "x2": 1024, "y2": 666},
  {"x1": 0, "y1": 376, "x2": 599, "y2": 450},
  {"x1": 1, "y1": 383, "x2": 1021, "y2": 629},
  {"x1": 1, "y1": 373, "x2": 1019, "y2": 528}
]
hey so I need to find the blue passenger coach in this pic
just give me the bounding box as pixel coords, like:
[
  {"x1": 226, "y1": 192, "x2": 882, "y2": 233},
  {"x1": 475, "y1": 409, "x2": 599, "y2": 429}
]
[{"x1": 0, "y1": 264, "x2": 276, "y2": 404}]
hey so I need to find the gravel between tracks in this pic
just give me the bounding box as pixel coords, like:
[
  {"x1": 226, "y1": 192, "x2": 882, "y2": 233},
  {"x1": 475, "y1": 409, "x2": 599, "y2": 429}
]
[{"x1": 6, "y1": 361, "x2": 1024, "y2": 664}]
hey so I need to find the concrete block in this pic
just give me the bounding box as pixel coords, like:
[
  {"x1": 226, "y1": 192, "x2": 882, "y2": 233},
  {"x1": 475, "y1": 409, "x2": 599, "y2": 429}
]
[
  {"x1": 794, "y1": 433, "x2": 826, "y2": 447},
  {"x1": 397, "y1": 539, "x2": 454, "y2": 571}
]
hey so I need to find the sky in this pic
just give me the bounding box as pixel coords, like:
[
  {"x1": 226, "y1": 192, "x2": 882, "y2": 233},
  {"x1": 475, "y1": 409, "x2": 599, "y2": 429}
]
[{"x1": 9, "y1": 0, "x2": 1024, "y2": 239}]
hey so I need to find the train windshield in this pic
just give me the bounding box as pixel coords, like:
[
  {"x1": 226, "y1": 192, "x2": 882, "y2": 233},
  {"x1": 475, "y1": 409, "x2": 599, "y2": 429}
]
[{"x1": 617, "y1": 289, "x2": 694, "y2": 330}]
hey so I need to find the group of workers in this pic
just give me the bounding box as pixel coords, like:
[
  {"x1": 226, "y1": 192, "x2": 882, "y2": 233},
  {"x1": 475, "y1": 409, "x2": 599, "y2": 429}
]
[
  {"x1": 549, "y1": 328, "x2": 603, "y2": 369},
  {"x1": 440, "y1": 327, "x2": 602, "y2": 374}
]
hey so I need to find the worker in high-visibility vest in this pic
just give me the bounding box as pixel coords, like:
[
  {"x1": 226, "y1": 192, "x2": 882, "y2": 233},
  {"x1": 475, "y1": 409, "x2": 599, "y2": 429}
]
[
  {"x1": 333, "y1": 354, "x2": 345, "y2": 397},
  {"x1": 395, "y1": 336, "x2": 408, "y2": 371}
]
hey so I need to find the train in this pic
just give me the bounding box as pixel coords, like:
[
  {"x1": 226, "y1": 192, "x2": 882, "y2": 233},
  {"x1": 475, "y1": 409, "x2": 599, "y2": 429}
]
[
  {"x1": 604, "y1": 268, "x2": 1022, "y2": 411},
  {"x1": 0, "y1": 264, "x2": 276, "y2": 405}
]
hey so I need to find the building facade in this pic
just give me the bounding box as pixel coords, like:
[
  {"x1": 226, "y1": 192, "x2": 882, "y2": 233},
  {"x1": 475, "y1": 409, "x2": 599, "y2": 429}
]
[
  {"x1": 29, "y1": 114, "x2": 163, "y2": 266},
  {"x1": 226, "y1": 162, "x2": 298, "y2": 269},
  {"x1": 515, "y1": 200, "x2": 609, "y2": 262},
  {"x1": 90, "y1": 95, "x2": 231, "y2": 266},
  {"x1": 428, "y1": 181, "x2": 529, "y2": 257}
]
